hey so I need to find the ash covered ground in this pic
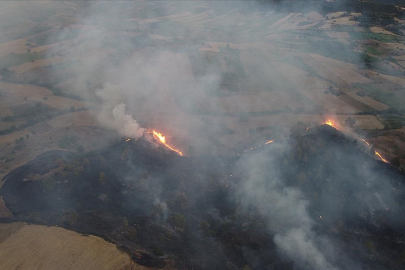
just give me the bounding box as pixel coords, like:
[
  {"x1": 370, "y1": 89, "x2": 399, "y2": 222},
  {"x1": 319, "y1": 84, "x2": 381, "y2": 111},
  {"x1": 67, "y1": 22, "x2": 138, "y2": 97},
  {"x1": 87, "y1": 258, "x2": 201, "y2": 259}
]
[
  {"x1": 0, "y1": 1, "x2": 405, "y2": 269},
  {"x1": 1, "y1": 125, "x2": 405, "y2": 270}
]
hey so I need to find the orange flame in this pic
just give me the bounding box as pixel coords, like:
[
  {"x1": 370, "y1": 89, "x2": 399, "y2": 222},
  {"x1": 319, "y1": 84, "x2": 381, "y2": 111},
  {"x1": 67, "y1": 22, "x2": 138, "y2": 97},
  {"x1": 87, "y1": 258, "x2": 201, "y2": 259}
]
[
  {"x1": 325, "y1": 120, "x2": 334, "y2": 127},
  {"x1": 236, "y1": 139, "x2": 275, "y2": 157},
  {"x1": 152, "y1": 131, "x2": 166, "y2": 144},
  {"x1": 152, "y1": 130, "x2": 183, "y2": 156},
  {"x1": 359, "y1": 139, "x2": 388, "y2": 163},
  {"x1": 375, "y1": 151, "x2": 388, "y2": 163}
]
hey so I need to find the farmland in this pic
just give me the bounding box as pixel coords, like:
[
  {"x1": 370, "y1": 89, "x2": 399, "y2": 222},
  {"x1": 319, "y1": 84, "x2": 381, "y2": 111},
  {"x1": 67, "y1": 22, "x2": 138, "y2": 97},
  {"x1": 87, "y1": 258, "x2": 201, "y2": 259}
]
[
  {"x1": 0, "y1": 1, "x2": 402, "y2": 160},
  {"x1": 0, "y1": 223, "x2": 141, "y2": 270},
  {"x1": 0, "y1": 0, "x2": 405, "y2": 267}
]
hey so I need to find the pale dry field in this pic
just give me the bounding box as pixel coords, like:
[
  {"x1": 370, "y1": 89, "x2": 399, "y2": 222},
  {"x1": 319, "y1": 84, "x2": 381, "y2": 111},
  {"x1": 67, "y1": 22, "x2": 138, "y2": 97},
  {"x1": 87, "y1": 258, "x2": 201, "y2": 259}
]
[
  {"x1": 307, "y1": 54, "x2": 373, "y2": 84},
  {"x1": 326, "y1": 12, "x2": 346, "y2": 20},
  {"x1": 325, "y1": 31, "x2": 350, "y2": 39},
  {"x1": 323, "y1": 114, "x2": 385, "y2": 130},
  {"x1": 302, "y1": 54, "x2": 372, "y2": 89},
  {"x1": 0, "y1": 224, "x2": 145, "y2": 270},
  {"x1": 29, "y1": 95, "x2": 89, "y2": 110},
  {"x1": 369, "y1": 26, "x2": 397, "y2": 36},
  {"x1": 47, "y1": 110, "x2": 98, "y2": 128},
  {"x1": 271, "y1": 61, "x2": 308, "y2": 78},
  {"x1": 0, "y1": 81, "x2": 52, "y2": 97},
  {"x1": 0, "y1": 100, "x2": 14, "y2": 118},
  {"x1": 305, "y1": 11, "x2": 325, "y2": 22},
  {"x1": 215, "y1": 92, "x2": 298, "y2": 113},
  {"x1": 328, "y1": 67, "x2": 374, "y2": 84},
  {"x1": 268, "y1": 13, "x2": 296, "y2": 30},
  {"x1": 294, "y1": 76, "x2": 331, "y2": 89},
  {"x1": 346, "y1": 92, "x2": 389, "y2": 111},
  {"x1": 0, "y1": 197, "x2": 13, "y2": 218},
  {"x1": 10, "y1": 55, "x2": 66, "y2": 74},
  {"x1": 0, "y1": 38, "x2": 28, "y2": 57},
  {"x1": 349, "y1": 115, "x2": 385, "y2": 129},
  {"x1": 319, "y1": 16, "x2": 357, "y2": 30},
  {"x1": 397, "y1": 61, "x2": 405, "y2": 69},
  {"x1": 170, "y1": 12, "x2": 210, "y2": 25},
  {"x1": 276, "y1": 14, "x2": 305, "y2": 30},
  {"x1": 395, "y1": 55, "x2": 405, "y2": 61},
  {"x1": 379, "y1": 74, "x2": 405, "y2": 86},
  {"x1": 298, "y1": 88, "x2": 359, "y2": 114}
]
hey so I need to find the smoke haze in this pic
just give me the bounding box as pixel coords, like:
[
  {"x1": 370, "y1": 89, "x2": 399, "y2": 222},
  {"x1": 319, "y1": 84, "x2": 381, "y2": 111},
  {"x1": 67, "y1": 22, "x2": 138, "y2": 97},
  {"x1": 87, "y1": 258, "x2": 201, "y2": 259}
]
[{"x1": 1, "y1": 1, "x2": 405, "y2": 270}]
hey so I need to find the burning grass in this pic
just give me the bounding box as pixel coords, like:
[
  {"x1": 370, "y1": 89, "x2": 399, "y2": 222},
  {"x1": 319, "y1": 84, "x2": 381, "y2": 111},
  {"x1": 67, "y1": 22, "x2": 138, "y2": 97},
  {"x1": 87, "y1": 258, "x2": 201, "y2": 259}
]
[
  {"x1": 1, "y1": 125, "x2": 404, "y2": 270},
  {"x1": 151, "y1": 130, "x2": 183, "y2": 156}
]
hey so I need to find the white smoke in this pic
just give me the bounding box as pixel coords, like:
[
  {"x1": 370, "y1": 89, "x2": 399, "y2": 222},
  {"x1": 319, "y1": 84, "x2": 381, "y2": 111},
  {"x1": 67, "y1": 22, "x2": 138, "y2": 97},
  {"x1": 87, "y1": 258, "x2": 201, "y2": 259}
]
[
  {"x1": 237, "y1": 147, "x2": 340, "y2": 270},
  {"x1": 274, "y1": 229, "x2": 338, "y2": 270},
  {"x1": 110, "y1": 103, "x2": 144, "y2": 138}
]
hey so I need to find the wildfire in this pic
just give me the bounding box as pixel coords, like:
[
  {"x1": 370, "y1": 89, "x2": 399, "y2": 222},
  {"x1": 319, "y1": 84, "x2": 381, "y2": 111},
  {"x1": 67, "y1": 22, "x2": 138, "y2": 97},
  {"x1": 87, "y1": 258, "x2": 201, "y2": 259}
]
[
  {"x1": 375, "y1": 151, "x2": 388, "y2": 163},
  {"x1": 359, "y1": 139, "x2": 388, "y2": 163},
  {"x1": 325, "y1": 120, "x2": 334, "y2": 128},
  {"x1": 151, "y1": 130, "x2": 183, "y2": 156},
  {"x1": 235, "y1": 139, "x2": 275, "y2": 157},
  {"x1": 152, "y1": 131, "x2": 166, "y2": 144}
]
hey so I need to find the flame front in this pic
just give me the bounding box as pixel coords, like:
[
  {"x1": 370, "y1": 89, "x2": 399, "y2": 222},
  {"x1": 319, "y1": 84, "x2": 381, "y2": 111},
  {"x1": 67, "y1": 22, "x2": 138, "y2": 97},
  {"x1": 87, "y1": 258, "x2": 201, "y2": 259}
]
[
  {"x1": 152, "y1": 131, "x2": 166, "y2": 144},
  {"x1": 359, "y1": 139, "x2": 388, "y2": 163},
  {"x1": 152, "y1": 130, "x2": 183, "y2": 156},
  {"x1": 375, "y1": 151, "x2": 388, "y2": 163},
  {"x1": 325, "y1": 120, "x2": 334, "y2": 127}
]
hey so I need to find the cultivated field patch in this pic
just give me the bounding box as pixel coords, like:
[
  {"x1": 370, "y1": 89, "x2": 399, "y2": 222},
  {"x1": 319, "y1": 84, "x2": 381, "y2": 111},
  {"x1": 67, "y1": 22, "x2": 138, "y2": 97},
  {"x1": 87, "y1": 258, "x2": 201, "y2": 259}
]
[{"x1": 0, "y1": 225, "x2": 137, "y2": 270}]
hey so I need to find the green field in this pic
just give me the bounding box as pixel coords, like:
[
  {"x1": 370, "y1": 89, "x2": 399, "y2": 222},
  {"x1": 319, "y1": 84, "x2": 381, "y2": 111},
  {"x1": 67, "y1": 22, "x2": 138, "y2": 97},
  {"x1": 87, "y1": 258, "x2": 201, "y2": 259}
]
[
  {"x1": 0, "y1": 52, "x2": 47, "y2": 69},
  {"x1": 377, "y1": 114, "x2": 405, "y2": 129},
  {"x1": 365, "y1": 46, "x2": 382, "y2": 56},
  {"x1": 350, "y1": 31, "x2": 404, "y2": 43},
  {"x1": 354, "y1": 83, "x2": 405, "y2": 111}
]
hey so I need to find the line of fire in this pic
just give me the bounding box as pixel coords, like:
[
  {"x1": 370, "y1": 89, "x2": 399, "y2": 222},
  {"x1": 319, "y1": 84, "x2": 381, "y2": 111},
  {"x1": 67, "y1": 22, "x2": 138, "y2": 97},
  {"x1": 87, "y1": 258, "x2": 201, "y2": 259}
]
[{"x1": 123, "y1": 120, "x2": 388, "y2": 164}]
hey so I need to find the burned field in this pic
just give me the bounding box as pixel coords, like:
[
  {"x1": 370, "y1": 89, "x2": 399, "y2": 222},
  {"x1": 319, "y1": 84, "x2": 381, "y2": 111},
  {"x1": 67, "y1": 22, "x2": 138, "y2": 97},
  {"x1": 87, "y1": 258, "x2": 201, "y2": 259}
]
[
  {"x1": 1, "y1": 126, "x2": 405, "y2": 270},
  {"x1": 0, "y1": 1, "x2": 405, "y2": 269}
]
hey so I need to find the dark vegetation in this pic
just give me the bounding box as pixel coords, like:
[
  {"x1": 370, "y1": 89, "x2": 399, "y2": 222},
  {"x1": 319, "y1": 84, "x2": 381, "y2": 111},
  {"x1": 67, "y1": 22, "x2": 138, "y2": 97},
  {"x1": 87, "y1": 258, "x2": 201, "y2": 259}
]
[
  {"x1": 0, "y1": 52, "x2": 47, "y2": 69},
  {"x1": 378, "y1": 114, "x2": 405, "y2": 130},
  {"x1": 0, "y1": 104, "x2": 87, "y2": 136},
  {"x1": 1, "y1": 126, "x2": 405, "y2": 269},
  {"x1": 27, "y1": 28, "x2": 81, "y2": 46},
  {"x1": 354, "y1": 83, "x2": 405, "y2": 111}
]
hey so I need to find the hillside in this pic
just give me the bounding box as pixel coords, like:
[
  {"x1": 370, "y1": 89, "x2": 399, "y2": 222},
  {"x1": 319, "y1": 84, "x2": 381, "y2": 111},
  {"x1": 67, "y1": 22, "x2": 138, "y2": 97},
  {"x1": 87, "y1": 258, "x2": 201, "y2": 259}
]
[
  {"x1": 0, "y1": 1, "x2": 405, "y2": 269},
  {"x1": 1, "y1": 126, "x2": 405, "y2": 269}
]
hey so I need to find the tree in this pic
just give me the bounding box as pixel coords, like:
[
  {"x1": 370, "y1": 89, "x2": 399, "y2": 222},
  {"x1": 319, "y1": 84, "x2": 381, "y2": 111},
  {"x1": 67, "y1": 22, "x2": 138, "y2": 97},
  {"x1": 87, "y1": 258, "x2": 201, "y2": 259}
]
[
  {"x1": 99, "y1": 171, "x2": 106, "y2": 185},
  {"x1": 76, "y1": 145, "x2": 85, "y2": 153},
  {"x1": 62, "y1": 211, "x2": 78, "y2": 226},
  {"x1": 153, "y1": 246, "x2": 164, "y2": 256},
  {"x1": 171, "y1": 213, "x2": 186, "y2": 230},
  {"x1": 124, "y1": 227, "x2": 137, "y2": 241},
  {"x1": 391, "y1": 157, "x2": 400, "y2": 168},
  {"x1": 42, "y1": 177, "x2": 56, "y2": 190},
  {"x1": 345, "y1": 117, "x2": 356, "y2": 128}
]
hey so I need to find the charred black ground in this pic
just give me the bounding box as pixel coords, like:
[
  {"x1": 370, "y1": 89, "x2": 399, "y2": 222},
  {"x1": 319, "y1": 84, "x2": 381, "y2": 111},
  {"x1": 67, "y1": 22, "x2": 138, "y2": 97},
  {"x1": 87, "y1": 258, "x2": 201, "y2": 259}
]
[{"x1": 1, "y1": 125, "x2": 405, "y2": 270}]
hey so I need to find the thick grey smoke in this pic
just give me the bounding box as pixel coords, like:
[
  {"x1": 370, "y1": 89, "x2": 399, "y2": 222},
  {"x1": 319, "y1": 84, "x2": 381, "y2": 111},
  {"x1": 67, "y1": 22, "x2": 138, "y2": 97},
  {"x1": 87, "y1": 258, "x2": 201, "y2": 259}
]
[
  {"x1": 25, "y1": 1, "x2": 401, "y2": 269},
  {"x1": 111, "y1": 103, "x2": 144, "y2": 138},
  {"x1": 236, "y1": 146, "x2": 340, "y2": 270}
]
